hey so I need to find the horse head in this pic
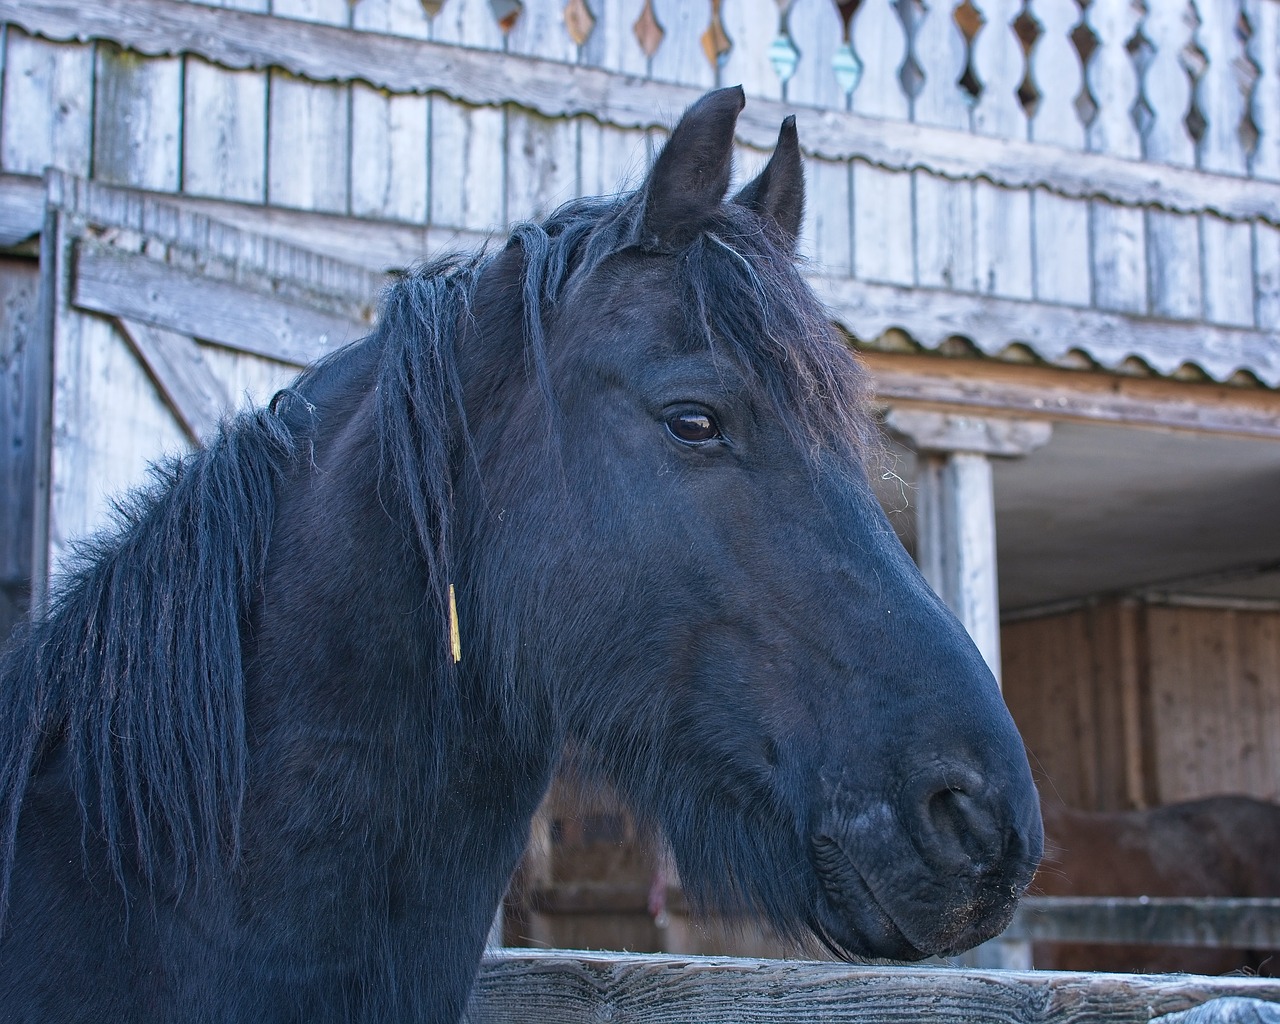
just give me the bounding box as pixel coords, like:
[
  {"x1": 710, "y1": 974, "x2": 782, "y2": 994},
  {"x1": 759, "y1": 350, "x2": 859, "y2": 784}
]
[{"x1": 457, "y1": 87, "x2": 1043, "y2": 961}]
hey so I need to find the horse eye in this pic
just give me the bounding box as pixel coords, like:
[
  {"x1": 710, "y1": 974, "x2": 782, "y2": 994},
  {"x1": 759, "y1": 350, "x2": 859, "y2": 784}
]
[{"x1": 667, "y1": 410, "x2": 721, "y2": 444}]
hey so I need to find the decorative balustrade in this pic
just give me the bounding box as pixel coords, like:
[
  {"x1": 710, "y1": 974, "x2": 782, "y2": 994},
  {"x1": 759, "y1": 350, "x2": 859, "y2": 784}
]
[
  {"x1": 2, "y1": 0, "x2": 1279, "y2": 382},
  {"x1": 243, "y1": 0, "x2": 1280, "y2": 183}
]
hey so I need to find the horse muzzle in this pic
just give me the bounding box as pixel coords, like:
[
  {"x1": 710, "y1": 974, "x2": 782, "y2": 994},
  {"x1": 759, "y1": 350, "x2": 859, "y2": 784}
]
[{"x1": 810, "y1": 765, "x2": 1042, "y2": 959}]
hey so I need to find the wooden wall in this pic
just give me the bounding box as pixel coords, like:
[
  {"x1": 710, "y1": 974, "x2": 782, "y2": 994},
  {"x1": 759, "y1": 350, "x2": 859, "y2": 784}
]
[
  {"x1": 2, "y1": 0, "x2": 1280, "y2": 386},
  {"x1": 1002, "y1": 598, "x2": 1280, "y2": 812},
  {"x1": 0, "y1": 256, "x2": 39, "y2": 644}
]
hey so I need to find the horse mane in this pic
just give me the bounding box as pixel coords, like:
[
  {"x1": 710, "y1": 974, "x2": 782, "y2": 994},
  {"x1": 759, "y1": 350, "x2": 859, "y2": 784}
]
[
  {"x1": 0, "y1": 409, "x2": 296, "y2": 916},
  {"x1": 0, "y1": 174, "x2": 875, "y2": 922}
]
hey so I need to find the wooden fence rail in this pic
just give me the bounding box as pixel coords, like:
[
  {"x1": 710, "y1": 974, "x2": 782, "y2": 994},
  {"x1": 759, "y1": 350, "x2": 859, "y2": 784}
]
[
  {"x1": 464, "y1": 948, "x2": 1280, "y2": 1024},
  {"x1": 970, "y1": 898, "x2": 1280, "y2": 971}
]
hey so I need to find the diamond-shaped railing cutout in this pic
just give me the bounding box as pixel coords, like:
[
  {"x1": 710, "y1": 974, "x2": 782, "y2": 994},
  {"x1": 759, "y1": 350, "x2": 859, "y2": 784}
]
[
  {"x1": 770, "y1": 31, "x2": 801, "y2": 85},
  {"x1": 1237, "y1": 6, "x2": 1262, "y2": 159},
  {"x1": 1125, "y1": 22, "x2": 1155, "y2": 140},
  {"x1": 420, "y1": 0, "x2": 446, "y2": 18},
  {"x1": 633, "y1": 0, "x2": 664, "y2": 59},
  {"x1": 489, "y1": 0, "x2": 522, "y2": 34},
  {"x1": 1070, "y1": 13, "x2": 1100, "y2": 127},
  {"x1": 701, "y1": 0, "x2": 732, "y2": 70},
  {"x1": 954, "y1": 0, "x2": 985, "y2": 101},
  {"x1": 832, "y1": 40, "x2": 863, "y2": 97},
  {"x1": 564, "y1": 0, "x2": 595, "y2": 46},
  {"x1": 1014, "y1": 2, "x2": 1043, "y2": 117}
]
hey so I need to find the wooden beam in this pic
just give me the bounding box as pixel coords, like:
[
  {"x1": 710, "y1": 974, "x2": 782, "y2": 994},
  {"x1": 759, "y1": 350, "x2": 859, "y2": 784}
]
[
  {"x1": 0, "y1": 173, "x2": 43, "y2": 249},
  {"x1": 464, "y1": 949, "x2": 1280, "y2": 1024},
  {"x1": 1006, "y1": 897, "x2": 1280, "y2": 950},
  {"x1": 115, "y1": 317, "x2": 229, "y2": 445},
  {"x1": 46, "y1": 171, "x2": 386, "y2": 310},
  {"x1": 7, "y1": 0, "x2": 1280, "y2": 228},
  {"x1": 72, "y1": 241, "x2": 365, "y2": 367},
  {"x1": 817, "y1": 276, "x2": 1280, "y2": 387},
  {"x1": 861, "y1": 353, "x2": 1280, "y2": 436}
]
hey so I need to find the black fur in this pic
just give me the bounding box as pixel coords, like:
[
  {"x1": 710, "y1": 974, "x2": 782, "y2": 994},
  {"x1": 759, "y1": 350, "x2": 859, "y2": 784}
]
[{"x1": 0, "y1": 89, "x2": 1042, "y2": 1022}]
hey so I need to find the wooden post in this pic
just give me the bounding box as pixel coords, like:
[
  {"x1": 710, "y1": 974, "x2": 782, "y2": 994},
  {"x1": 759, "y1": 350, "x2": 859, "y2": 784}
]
[{"x1": 884, "y1": 410, "x2": 1052, "y2": 685}]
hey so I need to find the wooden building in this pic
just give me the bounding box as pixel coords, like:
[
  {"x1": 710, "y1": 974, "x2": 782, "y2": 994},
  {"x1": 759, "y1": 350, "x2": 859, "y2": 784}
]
[{"x1": 1, "y1": 0, "x2": 1278, "y2": 953}]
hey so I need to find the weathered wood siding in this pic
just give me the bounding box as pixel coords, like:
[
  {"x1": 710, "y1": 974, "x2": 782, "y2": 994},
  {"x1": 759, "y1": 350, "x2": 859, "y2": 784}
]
[
  {"x1": 35, "y1": 173, "x2": 377, "y2": 582},
  {"x1": 1, "y1": 0, "x2": 1278, "y2": 384},
  {"x1": 1003, "y1": 599, "x2": 1280, "y2": 811},
  {"x1": 0, "y1": 255, "x2": 39, "y2": 643}
]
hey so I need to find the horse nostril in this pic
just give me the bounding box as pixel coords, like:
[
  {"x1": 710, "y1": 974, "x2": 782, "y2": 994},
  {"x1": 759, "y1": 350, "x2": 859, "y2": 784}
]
[{"x1": 910, "y1": 768, "x2": 1003, "y2": 871}]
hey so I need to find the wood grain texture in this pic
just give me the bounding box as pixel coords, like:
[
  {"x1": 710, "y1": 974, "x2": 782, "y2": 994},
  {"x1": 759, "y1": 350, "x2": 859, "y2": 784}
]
[
  {"x1": 182, "y1": 56, "x2": 268, "y2": 203},
  {"x1": 1145, "y1": 606, "x2": 1280, "y2": 804},
  {"x1": 0, "y1": 30, "x2": 93, "y2": 177},
  {"x1": 92, "y1": 45, "x2": 182, "y2": 191},
  {"x1": 115, "y1": 317, "x2": 229, "y2": 444},
  {"x1": 72, "y1": 241, "x2": 363, "y2": 366},
  {"x1": 850, "y1": 0, "x2": 915, "y2": 288},
  {"x1": 1006, "y1": 897, "x2": 1280, "y2": 949},
  {"x1": 0, "y1": 172, "x2": 44, "y2": 247},
  {"x1": 861, "y1": 350, "x2": 1280, "y2": 441},
  {"x1": 462, "y1": 949, "x2": 1280, "y2": 1024},
  {"x1": 0, "y1": 256, "x2": 39, "y2": 641},
  {"x1": 8, "y1": 0, "x2": 1280, "y2": 225},
  {"x1": 813, "y1": 275, "x2": 1280, "y2": 386},
  {"x1": 45, "y1": 170, "x2": 385, "y2": 305}
]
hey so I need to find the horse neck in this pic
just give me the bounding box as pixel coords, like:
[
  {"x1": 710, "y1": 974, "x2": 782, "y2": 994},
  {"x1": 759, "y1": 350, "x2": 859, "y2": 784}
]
[{"x1": 242, "y1": 351, "x2": 556, "y2": 883}]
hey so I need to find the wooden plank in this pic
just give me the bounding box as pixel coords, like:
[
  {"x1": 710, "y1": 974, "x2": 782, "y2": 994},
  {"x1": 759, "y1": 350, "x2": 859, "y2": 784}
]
[
  {"x1": 47, "y1": 300, "x2": 188, "y2": 571},
  {"x1": 1231, "y1": 611, "x2": 1280, "y2": 801},
  {"x1": 646, "y1": 0, "x2": 715, "y2": 91},
  {"x1": 176, "y1": 0, "x2": 269, "y2": 204},
  {"x1": 0, "y1": 172, "x2": 44, "y2": 247},
  {"x1": 969, "y1": 0, "x2": 1032, "y2": 301},
  {"x1": 181, "y1": 56, "x2": 268, "y2": 203},
  {"x1": 71, "y1": 241, "x2": 362, "y2": 366},
  {"x1": 1141, "y1": 0, "x2": 1202, "y2": 321},
  {"x1": 1201, "y1": 215, "x2": 1256, "y2": 327},
  {"x1": 428, "y1": 96, "x2": 507, "y2": 232},
  {"x1": 910, "y1": 0, "x2": 975, "y2": 293},
  {"x1": 0, "y1": 30, "x2": 93, "y2": 177},
  {"x1": 1007, "y1": 897, "x2": 1280, "y2": 949},
  {"x1": 787, "y1": 0, "x2": 852, "y2": 276},
  {"x1": 504, "y1": 4, "x2": 578, "y2": 225},
  {"x1": 1195, "y1": 1, "x2": 1255, "y2": 326},
  {"x1": 45, "y1": 170, "x2": 385, "y2": 306},
  {"x1": 574, "y1": 0, "x2": 652, "y2": 200},
  {"x1": 92, "y1": 44, "x2": 182, "y2": 191},
  {"x1": 1084, "y1": 2, "x2": 1147, "y2": 315},
  {"x1": 349, "y1": 0, "x2": 429, "y2": 223},
  {"x1": 10, "y1": 0, "x2": 1280, "y2": 226},
  {"x1": 861, "y1": 349, "x2": 1280, "y2": 441},
  {"x1": 720, "y1": 0, "x2": 783, "y2": 103},
  {"x1": 850, "y1": 0, "x2": 914, "y2": 288},
  {"x1": 813, "y1": 275, "x2": 1280, "y2": 386},
  {"x1": 463, "y1": 949, "x2": 1280, "y2": 1024},
  {"x1": 1002, "y1": 610, "x2": 1092, "y2": 807},
  {"x1": 1246, "y1": 0, "x2": 1280, "y2": 183},
  {"x1": 1027, "y1": 0, "x2": 1089, "y2": 307},
  {"x1": 0, "y1": 255, "x2": 40, "y2": 642},
  {"x1": 115, "y1": 317, "x2": 230, "y2": 445},
  {"x1": 266, "y1": 70, "x2": 351, "y2": 213}
]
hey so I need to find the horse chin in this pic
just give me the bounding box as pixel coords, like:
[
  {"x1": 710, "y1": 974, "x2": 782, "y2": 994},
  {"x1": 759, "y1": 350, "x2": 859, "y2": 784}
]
[{"x1": 809, "y1": 834, "x2": 1020, "y2": 961}]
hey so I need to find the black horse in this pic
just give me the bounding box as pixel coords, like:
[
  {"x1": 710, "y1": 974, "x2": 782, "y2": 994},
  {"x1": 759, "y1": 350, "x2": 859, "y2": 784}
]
[{"x1": 0, "y1": 89, "x2": 1041, "y2": 1022}]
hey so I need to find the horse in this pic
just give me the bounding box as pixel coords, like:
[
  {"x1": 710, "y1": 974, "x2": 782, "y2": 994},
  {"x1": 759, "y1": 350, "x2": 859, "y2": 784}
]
[
  {"x1": 0, "y1": 88, "x2": 1042, "y2": 1022},
  {"x1": 1035, "y1": 796, "x2": 1280, "y2": 974}
]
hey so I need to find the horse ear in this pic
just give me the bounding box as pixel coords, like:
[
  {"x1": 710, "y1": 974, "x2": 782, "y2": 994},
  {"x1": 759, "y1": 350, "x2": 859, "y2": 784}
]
[
  {"x1": 733, "y1": 115, "x2": 804, "y2": 250},
  {"x1": 641, "y1": 86, "x2": 745, "y2": 248}
]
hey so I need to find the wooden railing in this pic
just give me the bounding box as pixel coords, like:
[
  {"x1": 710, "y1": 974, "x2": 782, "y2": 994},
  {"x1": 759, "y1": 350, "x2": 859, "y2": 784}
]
[
  {"x1": 969, "y1": 897, "x2": 1280, "y2": 970},
  {"x1": 465, "y1": 947, "x2": 1280, "y2": 1023}
]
